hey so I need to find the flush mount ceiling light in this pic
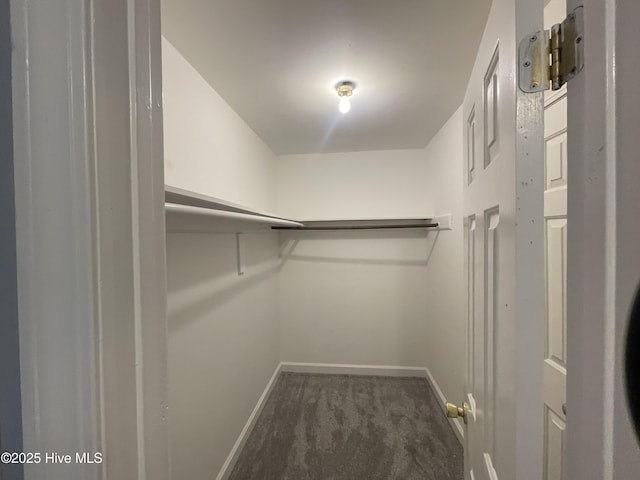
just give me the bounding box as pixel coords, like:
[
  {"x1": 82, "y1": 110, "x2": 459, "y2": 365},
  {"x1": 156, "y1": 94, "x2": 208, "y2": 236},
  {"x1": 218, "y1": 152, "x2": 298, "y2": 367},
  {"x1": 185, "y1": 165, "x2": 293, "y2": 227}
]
[{"x1": 336, "y1": 81, "x2": 355, "y2": 114}]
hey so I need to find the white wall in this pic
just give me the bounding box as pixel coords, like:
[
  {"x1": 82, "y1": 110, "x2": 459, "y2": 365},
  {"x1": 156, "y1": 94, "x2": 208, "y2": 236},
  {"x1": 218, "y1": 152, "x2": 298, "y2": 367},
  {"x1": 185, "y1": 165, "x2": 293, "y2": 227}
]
[
  {"x1": 166, "y1": 233, "x2": 280, "y2": 479},
  {"x1": 278, "y1": 229, "x2": 434, "y2": 366},
  {"x1": 276, "y1": 148, "x2": 429, "y2": 367},
  {"x1": 412, "y1": 108, "x2": 466, "y2": 405},
  {"x1": 276, "y1": 149, "x2": 431, "y2": 219},
  {"x1": 276, "y1": 108, "x2": 466, "y2": 406},
  {"x1": 162, "y1": 38, "x2": 281, "y2": 479},
  {"x1": 162, "y1": 37, "x2": 276, "y2": 212}
]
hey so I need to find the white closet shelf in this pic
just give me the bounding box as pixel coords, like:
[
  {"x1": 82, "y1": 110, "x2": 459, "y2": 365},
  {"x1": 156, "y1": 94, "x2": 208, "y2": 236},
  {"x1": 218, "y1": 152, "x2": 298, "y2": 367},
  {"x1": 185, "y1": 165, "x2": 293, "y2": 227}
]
[
  {"x1": 164, "y1": 185, "x2": 449, "y2": 233},
  {"x1": 165, "y1": 203, "x2": 304, "y2": 233},
  {"x1": 272, "y1": 218, "x2": 439, "y2": 231},
  {"x1": 165, "y1": 185, "x2": 284, "y2": 219},
  {"x1": 165, "y1": 185, "x2": 303, "y2": 233},
  {"x1": 292, "y1": 216, "x2": 435, "y2": 222}
]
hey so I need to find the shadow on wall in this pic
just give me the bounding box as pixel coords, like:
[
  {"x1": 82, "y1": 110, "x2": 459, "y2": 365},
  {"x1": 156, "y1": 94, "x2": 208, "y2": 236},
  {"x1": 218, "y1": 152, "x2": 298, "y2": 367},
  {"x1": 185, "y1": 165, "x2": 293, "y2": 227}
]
[
  {"x1": 166, "y1": 232, "x2": 281, "y2": 330},
  {"x1": 278, "y1": 230, "x2": 441, "y2": 268},
  {"x1": 166, "y1": 229, "x2": 443, "y2": 329}
]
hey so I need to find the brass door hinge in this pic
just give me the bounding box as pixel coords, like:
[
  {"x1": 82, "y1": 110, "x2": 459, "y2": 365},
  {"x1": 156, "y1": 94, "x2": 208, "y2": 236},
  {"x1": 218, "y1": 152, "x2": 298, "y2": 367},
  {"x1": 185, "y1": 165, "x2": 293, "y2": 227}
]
[{"x1": 519, "y1": 6, "x2": 584, "y2": 93}]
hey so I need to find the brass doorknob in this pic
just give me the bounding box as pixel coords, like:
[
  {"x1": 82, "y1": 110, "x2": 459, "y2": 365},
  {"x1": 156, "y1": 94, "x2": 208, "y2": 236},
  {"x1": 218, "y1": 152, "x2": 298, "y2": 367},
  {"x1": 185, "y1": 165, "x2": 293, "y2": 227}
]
[{"x1": 446, "y1": 402, "x2": 469, "y2": 424}]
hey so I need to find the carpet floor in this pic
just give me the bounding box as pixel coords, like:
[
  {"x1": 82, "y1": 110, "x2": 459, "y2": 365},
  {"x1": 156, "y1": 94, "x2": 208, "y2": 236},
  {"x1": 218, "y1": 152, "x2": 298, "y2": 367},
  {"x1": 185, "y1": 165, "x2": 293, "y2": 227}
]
[{"x1": 228, "y1": 373, "x2": 463, "y2": 480}]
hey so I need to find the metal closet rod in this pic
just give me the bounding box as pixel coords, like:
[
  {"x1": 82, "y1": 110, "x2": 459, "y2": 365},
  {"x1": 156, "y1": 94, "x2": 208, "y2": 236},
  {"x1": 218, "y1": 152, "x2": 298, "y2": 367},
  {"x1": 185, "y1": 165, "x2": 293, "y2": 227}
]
[{"x1": 272, "y1": 222, "x2": 439, "y2": 231}]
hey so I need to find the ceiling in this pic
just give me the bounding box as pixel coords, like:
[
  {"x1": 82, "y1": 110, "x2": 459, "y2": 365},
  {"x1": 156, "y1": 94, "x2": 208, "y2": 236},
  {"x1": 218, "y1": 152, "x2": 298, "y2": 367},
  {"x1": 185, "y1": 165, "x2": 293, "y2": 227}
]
[{"x1": 161, "y1": 0, "x2": 492, "y2": 155}]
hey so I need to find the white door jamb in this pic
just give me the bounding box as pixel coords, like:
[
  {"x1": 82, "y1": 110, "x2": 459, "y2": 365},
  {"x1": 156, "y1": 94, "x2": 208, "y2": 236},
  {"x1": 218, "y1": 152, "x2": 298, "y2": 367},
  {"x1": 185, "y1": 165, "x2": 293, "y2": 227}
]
[{"x1": 10, "y1": 0, "x2": 169, "y2": 478}]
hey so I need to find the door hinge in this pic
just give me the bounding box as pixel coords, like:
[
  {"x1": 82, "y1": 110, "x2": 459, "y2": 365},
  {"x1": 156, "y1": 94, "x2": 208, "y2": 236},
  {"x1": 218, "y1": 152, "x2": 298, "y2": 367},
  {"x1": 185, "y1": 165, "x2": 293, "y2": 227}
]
[{"x1": 519, "y1": 6, "x2": 584, "y2": 93}]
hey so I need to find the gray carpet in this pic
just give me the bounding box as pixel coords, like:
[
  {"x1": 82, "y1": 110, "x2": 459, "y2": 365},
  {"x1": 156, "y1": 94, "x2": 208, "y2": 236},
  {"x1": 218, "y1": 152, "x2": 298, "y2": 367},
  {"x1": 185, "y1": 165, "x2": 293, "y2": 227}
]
[{"x1": 228, "y1": 373, "x2": 463, "y2": 480}]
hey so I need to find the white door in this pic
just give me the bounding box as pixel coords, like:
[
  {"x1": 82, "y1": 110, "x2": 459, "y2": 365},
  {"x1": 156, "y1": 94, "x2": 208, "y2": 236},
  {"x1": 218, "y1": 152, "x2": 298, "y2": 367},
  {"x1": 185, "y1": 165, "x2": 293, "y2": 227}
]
[
  {"x1": 565, "y1": 0, "x2": 640, "y2": 477},
  {"x1": 542, "y1": 1, "x2": 568, "y2": 478},
  {"x1": 462, "y1": 30, "x2": 504, "y2": 479},
  {"x1": 461, "y1": 0, "x2": 545, "y2": 479},
  {"x1": 462, "y1": 37, "x2": 502, "y2": 475},
  {"x1": 459, "y1": 0, "x2": 640, "y2": 477}
]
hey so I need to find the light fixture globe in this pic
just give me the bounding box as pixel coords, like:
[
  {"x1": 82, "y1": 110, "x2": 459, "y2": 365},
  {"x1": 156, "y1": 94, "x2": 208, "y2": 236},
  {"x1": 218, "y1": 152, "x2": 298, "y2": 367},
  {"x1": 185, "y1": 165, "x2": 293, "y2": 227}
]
[
  {"x1": 336, "y1": 81, "x2": 355, "y2": 114},
  {"x1": 339, "y1": 96, "x2": 351, "y2": 114}
]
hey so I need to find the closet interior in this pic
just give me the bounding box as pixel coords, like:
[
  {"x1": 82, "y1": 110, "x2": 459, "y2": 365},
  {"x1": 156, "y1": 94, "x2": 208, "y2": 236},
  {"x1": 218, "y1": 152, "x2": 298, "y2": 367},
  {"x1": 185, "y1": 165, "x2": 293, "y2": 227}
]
[{"x1": 160, "y1": 1, "x2": 480, "y2": 477}]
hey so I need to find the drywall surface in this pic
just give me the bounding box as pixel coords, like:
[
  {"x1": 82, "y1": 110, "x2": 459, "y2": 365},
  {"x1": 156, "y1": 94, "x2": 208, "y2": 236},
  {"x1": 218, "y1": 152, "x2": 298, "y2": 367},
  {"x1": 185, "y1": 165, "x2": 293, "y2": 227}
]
[
  {"x1": 162, "y1": 37, "x2": 277, "y2": 212},
  {"x1": 276, "y1": 149, "x2": 431, "y2": 220},
  {"x1": 411, "y1": 107, "x2": 466, "y2": 406},
  {"x1": 276, "y1": 148, "x2": 432, "y2": 367},
  {"x1": 278, "y1": 230, "x2": 433, "y2": 366},
  {"x1": 276, "y1": 108, "x2": 466, "y2": 407},
  {"x1": 162, "y1": 37, "x2": 284, "y2": 479},
  {"x1": 166, "y1": 232, "x2": 280, "y2": 479}
]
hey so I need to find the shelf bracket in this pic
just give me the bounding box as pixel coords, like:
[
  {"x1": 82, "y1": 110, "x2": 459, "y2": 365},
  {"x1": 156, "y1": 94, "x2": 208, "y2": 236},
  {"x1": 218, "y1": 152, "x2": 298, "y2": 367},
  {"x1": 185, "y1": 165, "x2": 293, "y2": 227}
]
[
  {"x1": 434, "y1": 214, "x2": 453, "y2": 231},
  {"x1": 236, "y1": 233, "x2": 245, "y2": 276}
]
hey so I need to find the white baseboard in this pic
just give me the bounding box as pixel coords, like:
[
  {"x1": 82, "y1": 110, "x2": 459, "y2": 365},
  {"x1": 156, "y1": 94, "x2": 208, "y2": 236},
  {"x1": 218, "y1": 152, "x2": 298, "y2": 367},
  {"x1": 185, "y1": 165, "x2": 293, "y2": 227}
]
[
  {"x1": 423, "y1": 366, "x2": 465, "y2": 444},
  {"x1": 280, "y1": 362, "x2": 427, "y2": 377},
  {"x1": 217, "y1": 361, "x2": 464, "y2": 479},
  {"x1": 216, "y1": 362, "x2": 283, "y2": 480}
]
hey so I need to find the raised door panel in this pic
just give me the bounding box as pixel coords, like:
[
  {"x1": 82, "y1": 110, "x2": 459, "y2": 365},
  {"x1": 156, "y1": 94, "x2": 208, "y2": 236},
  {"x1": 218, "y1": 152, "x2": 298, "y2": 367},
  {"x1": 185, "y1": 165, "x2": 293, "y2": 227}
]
[
  {"x1": 545, "y1": 132, "x2": 567, "y2": 192},
  {"x1": 467, "y1": 215, "x2": 477, "y2": 395},
  {"x1": 545, "y1": 218, "x2": 567, "y2": 367},
  {"x1": 544, "y1": 407, "x2": 566, "y2": 480},
  {"x1": 484, "y1": 208, "x2": 500, "y2": 460},
  {"x1": 468, "y1": 107, "x2": 477, "y2": 185},
  {"x1": 484, "y1": 48, "x2": 500, "y2": 168}
]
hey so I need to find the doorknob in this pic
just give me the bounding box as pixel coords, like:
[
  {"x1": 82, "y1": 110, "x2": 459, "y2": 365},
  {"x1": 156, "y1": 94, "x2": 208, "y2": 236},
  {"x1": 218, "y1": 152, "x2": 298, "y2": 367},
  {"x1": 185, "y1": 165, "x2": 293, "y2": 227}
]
[{"x1": 446, "y1": 402, "x2": 469, "y2": 424}]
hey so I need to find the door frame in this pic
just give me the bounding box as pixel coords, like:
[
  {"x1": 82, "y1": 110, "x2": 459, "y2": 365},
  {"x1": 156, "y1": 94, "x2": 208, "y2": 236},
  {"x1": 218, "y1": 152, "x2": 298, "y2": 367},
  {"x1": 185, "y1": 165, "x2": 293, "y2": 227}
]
[
  {"x1": 566, "y1": 0, "x2": 640, "y2": 477},
  {"x1": 9, "y1": 0, "x2": 640, "y2": 478},
  {"x1": 10, "y1": 0, "x2": 168, "y2": 478},
  {"x1": 1, "y1": 1, "x2": 23, "y2": 479},
  {"x1": 514, "y1": 1, "x2": 547, "y2": 478}
]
